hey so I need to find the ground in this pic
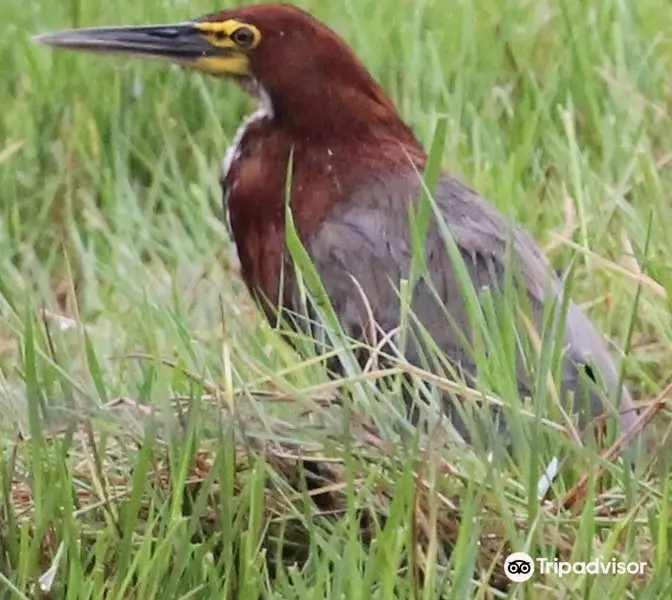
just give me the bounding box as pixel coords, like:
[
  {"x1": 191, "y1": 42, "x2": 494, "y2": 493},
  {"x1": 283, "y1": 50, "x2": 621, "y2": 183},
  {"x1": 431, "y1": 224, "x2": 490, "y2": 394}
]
[{"x1": 1, "y1": 0, "x2": 671, "y2": 598}]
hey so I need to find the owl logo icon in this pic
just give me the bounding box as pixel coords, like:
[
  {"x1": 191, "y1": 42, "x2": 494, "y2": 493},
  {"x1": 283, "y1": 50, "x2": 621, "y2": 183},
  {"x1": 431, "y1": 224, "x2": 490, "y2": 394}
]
[{"x1": 504, "y1": 552, "x2": 535, "y2": 582}]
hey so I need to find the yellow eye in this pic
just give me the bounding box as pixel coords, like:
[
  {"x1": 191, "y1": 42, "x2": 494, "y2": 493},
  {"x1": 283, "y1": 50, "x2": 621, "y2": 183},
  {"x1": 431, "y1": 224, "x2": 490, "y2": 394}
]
[{"x1": 230, "y1": 26, "x2": 255, "y2": 48}]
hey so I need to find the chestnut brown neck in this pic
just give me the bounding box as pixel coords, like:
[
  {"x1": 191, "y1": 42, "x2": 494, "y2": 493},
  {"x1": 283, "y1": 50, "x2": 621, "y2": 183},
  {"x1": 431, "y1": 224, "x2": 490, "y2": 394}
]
[
  {"x1": 240, "y1": 61, "x2": 416, "y2": 147},
  {"x1": 228, "y1": 110, "x2": 425, "y2": 227},
  {"x1": 224, "y1": 109, "x2": 425, "y2": 314}
]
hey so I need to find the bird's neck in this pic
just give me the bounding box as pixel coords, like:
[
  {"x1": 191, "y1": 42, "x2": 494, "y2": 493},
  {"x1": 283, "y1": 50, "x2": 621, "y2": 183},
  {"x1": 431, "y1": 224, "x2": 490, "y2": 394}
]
[
  {"x1": 226, "y1": 113, "x2": 425, "y2": 226},
  {"x1": 274, "y1": 93, "x2": 419, "y2": 148},
  {"x1": 223, "y1": 106, "x2": 426, "y2": 308}
]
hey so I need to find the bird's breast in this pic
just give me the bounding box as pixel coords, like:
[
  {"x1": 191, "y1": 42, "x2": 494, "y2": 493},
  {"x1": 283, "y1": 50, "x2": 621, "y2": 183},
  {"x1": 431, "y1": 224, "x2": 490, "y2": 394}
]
[
  {"x1": 221, "y1": 118, "x2": 310, "y2": 312},
  {"x1": 222, "y1": 120, "x2": 415, "y2": 320}
]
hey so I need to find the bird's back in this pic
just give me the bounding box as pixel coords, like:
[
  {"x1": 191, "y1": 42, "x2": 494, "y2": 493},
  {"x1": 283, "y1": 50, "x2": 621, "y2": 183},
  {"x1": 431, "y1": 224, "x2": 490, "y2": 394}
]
[{"x1": 301, "y1": 170, "x2": 636, "y2": 439}]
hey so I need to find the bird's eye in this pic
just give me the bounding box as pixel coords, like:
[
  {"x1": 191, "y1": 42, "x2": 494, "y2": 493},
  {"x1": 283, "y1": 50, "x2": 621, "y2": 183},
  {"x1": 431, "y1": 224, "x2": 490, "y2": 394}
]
[{"x1": 231, "y1": 26, "x2": 255, "y2": 48}]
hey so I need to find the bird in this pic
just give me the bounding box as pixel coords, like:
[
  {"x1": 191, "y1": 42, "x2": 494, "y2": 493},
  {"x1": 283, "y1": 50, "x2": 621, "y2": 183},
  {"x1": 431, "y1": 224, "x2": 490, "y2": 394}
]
[{"x1": 34, "y1": 3, "x2": 639, "y2": 448}]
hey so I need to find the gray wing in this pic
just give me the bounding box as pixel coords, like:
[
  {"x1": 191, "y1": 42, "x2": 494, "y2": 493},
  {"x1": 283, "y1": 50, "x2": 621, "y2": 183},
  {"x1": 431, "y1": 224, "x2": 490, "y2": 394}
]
[{"x1": 300, "y1": 172, "x2": 636, "y2": 438}]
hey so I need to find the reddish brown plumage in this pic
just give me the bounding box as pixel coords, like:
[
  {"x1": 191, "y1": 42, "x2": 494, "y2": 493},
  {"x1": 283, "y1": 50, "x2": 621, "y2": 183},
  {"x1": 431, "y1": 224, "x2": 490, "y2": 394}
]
[{"x1": 226, "y1": 114, "x2": 424, "y2": 319}]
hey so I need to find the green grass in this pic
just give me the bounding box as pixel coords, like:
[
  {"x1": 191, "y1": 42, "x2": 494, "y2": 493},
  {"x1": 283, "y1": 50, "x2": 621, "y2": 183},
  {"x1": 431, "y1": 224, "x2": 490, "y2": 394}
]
[{"x1": 2, "y1": 0, "x2": 672, "y2": 598}]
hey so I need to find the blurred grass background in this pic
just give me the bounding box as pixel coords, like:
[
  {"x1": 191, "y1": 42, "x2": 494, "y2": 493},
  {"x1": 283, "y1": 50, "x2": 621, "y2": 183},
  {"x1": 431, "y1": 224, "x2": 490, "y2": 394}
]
[{"x1": 1, "y1": 0, "x2": 672, "y2": 598}]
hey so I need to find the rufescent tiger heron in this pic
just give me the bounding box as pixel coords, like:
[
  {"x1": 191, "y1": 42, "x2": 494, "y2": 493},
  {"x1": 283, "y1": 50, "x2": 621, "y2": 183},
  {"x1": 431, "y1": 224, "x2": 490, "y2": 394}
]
[{"x1": 34, "y1": 3, "x2": 639, "y2": 453}]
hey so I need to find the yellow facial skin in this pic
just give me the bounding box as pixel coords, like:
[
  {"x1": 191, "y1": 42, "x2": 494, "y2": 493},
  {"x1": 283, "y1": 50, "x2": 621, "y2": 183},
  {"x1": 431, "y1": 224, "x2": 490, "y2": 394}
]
[{"x1": 190, "y1": 20, "x2": 261, "y2": 77}]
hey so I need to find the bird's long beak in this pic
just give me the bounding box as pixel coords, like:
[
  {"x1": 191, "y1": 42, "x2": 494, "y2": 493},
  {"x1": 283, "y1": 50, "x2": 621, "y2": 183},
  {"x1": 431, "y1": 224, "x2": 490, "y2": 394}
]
[{"x1": 33, "y1": 23, "x2": 212, "y2": 62}]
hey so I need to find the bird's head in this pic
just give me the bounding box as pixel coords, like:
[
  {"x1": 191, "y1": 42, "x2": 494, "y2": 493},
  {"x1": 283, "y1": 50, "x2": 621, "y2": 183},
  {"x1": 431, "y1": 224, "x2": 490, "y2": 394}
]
[{"x1": 34, "y1": 3, "x2": 417, "y2": 141}]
